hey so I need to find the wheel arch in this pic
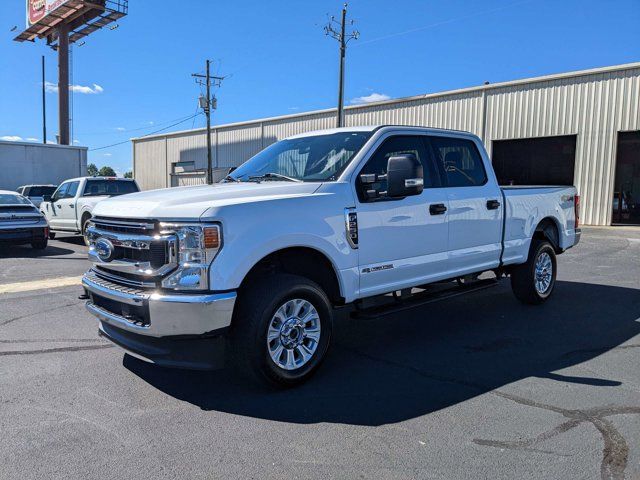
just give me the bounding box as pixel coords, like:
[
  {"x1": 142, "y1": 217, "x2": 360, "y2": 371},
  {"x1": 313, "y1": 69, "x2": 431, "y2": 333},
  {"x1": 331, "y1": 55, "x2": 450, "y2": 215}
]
[
  {"x1": 533, "y1": 217, "x2": 561, "y2": 253},
  {"x1": 238, "y1": 246, "x2": 345, "y2": 306}
]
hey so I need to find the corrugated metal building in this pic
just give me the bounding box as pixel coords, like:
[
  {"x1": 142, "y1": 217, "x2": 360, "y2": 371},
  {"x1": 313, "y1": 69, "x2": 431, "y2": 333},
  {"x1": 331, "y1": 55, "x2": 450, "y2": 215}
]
[
  {"x1": 133, "y1": 63, "x2": 640, "y2": 226},
  {"x1": 0, "y1": 141, "x2": 87, "y2": 191}
]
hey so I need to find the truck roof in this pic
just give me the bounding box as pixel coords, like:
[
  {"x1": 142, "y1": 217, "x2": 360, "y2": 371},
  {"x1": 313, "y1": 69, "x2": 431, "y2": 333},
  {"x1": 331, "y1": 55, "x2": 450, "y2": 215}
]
[
  {"x1": 63, "y1": 176, "x2": 137, "y2": 182},
  {"x1": 285, "y1": 125, "x2": 473, "y2": 140}
]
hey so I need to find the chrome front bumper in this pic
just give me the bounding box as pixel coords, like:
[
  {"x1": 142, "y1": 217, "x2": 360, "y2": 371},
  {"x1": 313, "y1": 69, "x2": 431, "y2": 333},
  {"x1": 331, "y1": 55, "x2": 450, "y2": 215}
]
[{"x1": 82, "y1": 270, "x2": 236, "y2": 338}]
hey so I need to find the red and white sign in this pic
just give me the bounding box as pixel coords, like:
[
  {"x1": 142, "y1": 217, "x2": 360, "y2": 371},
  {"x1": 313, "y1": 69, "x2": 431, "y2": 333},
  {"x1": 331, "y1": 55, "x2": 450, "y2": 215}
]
[{"x1": 26, "y1": 0, "x2": 72, "y2": 26}]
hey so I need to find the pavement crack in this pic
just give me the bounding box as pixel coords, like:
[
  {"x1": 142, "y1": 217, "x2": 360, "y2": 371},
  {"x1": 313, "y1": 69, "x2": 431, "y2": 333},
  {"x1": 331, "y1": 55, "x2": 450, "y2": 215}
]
[
  {"x1": 0, "y1": 344, "x2": 114, "y2": 356},
  {"x1": 0, "y1": 301, "x2": 78, "y2": 327},
  {"x1": 338, "y1": 344, "x2": 639, "y2": 480}
]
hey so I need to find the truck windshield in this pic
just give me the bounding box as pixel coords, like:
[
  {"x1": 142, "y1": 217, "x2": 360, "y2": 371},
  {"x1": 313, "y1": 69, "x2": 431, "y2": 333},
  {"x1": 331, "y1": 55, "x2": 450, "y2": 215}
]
[
  {"x1": 83, "y1": 180, "x2": 139, "y2": 197},
  {"x1": 228, "y1": 131, "x2": 372, "y2": 182}
]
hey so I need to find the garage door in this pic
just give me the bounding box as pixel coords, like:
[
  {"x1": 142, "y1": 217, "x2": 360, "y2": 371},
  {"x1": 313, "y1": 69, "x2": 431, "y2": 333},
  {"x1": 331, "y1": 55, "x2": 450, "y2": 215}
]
[{"x1": 491, "y1": 135, "x2": 577, "y2": 186}]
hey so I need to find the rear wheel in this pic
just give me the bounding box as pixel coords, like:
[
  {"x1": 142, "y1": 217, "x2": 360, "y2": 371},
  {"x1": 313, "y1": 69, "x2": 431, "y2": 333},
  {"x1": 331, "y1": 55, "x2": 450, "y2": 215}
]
[
  {"x1": 229, "y1": 274, "x2": 333, "y2": 387},
  {"x1": 510, "y1": 239, "x2": 557, "y2": 304},
  {"x1": 31, "y1": 238, "x2": 48, "y2": 250}
]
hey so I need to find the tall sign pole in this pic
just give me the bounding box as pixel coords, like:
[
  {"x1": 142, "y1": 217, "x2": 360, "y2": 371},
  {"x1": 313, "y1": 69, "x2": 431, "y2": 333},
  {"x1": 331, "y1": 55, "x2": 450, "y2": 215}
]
[
  {"x1": 57, "y1": 23, "x2": 70, "y2": 145},
  {"x1": 324, "y1": 3, "x2": 359, "y2": 128},
  {"x1": 192, "y1": 61, "x2": 225, "y2": 185},
  {"x1": 41, "y1": 55, "x2": 47, "y2": 144}
]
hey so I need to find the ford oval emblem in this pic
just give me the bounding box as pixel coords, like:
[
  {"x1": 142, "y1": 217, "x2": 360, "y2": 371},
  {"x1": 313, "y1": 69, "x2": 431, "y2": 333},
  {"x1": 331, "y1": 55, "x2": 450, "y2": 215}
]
[{"x1": 95, "y1": 238, "x2": 115, "y2": 262}]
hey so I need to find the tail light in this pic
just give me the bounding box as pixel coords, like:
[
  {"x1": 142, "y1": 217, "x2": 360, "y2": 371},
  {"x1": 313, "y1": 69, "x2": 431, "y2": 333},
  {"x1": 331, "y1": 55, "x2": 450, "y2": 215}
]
[
  {"x1": 44, "y1": 226, "x2": 49, "y2": 238},
  {"x1": 574, "y1": 195, "x2": 580, "y2": 229}
]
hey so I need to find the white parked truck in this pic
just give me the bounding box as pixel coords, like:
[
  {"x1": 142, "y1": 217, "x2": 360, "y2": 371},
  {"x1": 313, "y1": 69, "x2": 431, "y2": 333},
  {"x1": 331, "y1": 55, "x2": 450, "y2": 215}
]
[
  {"x1": 81, "y1": 126, "x2": 580, "y2": 386},
  {"x1": 40, "y1": 176, "x2": 139, "y2": 244}
]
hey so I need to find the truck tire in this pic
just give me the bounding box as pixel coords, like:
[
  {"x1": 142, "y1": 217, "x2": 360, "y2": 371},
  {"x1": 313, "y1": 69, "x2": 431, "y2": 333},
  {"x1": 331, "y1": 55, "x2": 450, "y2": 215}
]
[
  {"x1": 510, "y1": 239, "x2": 557, "y2": 305},
  {"x1": 229, "y1": 274, "x2": 333, "y2": 387},
  {"x1": 82, "y1": 216, "x2": 92, "y2": 246},
  {"x1": 31, "y1": 238, "x2": 48, "y2": 250}
]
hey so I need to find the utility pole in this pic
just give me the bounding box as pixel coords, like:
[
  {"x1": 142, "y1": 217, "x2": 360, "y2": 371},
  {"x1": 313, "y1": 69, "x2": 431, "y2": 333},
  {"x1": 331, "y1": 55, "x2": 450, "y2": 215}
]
[
  {"x1": 41, "y1": 55, "x2": 47, "y2": 144},
  {"x1": 192, "y1": 60, "x2": 224, "y2": 184},
  {"x1": 324, "y1": 3, "x2": 359, "y2": 128},
  {"x1": 57, "y1": 23, "x2": 70, "y2": 145}
]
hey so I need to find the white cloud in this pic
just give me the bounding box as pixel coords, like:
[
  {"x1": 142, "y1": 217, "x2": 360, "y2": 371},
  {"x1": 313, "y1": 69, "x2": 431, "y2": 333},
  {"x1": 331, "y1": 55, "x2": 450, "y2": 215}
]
[
  {"x1": 103, "y1": 153, "x2": 113, "y2": 157},
  {"x1": 73, "y1": 139, "x2": 80, "y2": 144},
  {"x1": 45, "y1": 81, "x2": 104, "y2": 94},
  {"x1": 115, "y1": 127, "x2": 126, "y2": 131},
  {"x1": 288, "y1": 106, "x2": 299, "y2": 111},
  {"x1": 0, "y1": 135, "x2": 23, "y2": 141},
  {"x1": 26, "y1": 137, "x2": 39, "y2": 142},
  {"x1": 350, "y1": 92, "x2": 391, "y2": 105}
]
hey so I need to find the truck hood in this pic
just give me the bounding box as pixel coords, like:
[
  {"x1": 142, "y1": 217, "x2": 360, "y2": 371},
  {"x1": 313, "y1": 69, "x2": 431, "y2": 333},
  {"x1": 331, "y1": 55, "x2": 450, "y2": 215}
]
[{"x1": 91, "y1": 182, "x2": 322, "y2": 219}]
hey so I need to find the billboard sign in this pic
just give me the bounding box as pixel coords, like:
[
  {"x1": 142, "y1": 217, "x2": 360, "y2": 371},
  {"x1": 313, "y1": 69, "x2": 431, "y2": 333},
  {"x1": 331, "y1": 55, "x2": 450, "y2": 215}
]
[{"x1": 27, "y1": 0, "x2": 72, "y2": 27}]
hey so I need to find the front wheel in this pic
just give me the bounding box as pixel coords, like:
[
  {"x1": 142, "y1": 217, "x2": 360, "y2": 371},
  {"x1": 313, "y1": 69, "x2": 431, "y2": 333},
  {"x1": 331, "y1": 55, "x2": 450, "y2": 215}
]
[
  {"x1": 229, "y1": 274, "x2": 333, "y2": 387},
  {"x1": 510, "y1": 239, "x2": 557, "y2": 304},
  {"x1": 82, "y1": 217, "x2": 92, "y2": 246}
]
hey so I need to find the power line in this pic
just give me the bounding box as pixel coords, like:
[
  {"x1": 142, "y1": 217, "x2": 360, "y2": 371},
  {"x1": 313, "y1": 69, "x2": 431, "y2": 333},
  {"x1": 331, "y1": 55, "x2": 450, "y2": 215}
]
[
  {"x1": 77, "y1": 112, "x2": 203, "y2": 136},
  {"x1": 88, "y1": 113, "x2": 202, "y2": 151}
]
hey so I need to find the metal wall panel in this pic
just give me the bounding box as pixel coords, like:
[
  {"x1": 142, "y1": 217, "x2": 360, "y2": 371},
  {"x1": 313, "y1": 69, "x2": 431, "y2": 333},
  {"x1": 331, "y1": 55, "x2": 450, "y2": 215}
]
[
  {"x1": 0, "y1": 141, "x2": 87, "y2": 191},
  {"x1": 485, "y1": 67, "x2": 640, "y2": 225},
  {"x1": 215, "y1": 124, "x2": 263, "y2": 168},
  {"x1": 132, "y1": 64, "x2": 640, "y2": 225},
  {"x1": 133, "y1": 137, "x2": 166, "y2": 190}
]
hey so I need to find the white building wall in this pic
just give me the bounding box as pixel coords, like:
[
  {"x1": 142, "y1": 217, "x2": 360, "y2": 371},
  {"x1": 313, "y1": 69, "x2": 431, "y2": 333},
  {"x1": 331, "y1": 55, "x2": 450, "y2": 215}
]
[
  {"x1": 0, "y1": 141, "x2": 87, "y2": 191},
  {"x1": 133, "y1": 63, "x2": 640, "y2": 225}
]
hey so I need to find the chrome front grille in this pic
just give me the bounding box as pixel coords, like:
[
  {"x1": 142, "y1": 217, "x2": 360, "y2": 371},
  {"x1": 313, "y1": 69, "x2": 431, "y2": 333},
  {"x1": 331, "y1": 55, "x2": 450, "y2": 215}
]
[
  {"x1": 87, "y1": 217, "x2": 178, "y2": 285},
  {"x1": 92, "y1": 217, "x2": 156, "y2": 235}
]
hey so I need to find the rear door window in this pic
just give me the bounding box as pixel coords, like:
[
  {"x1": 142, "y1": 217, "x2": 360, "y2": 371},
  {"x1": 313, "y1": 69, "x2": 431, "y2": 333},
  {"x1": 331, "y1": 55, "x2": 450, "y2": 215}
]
[
  {"x1": 428, "y1": 136, "x2": 487, "y2": 187},
  {"x1": 83, "y1": 180, "x2": 139, "y2": 197}
]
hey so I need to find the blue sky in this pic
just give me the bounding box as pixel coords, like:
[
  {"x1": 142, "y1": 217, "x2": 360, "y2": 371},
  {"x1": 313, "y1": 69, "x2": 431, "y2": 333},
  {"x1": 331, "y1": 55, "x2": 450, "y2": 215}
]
[{"x1": 1, "y1": 0, "x2": 639, "y2": 175}]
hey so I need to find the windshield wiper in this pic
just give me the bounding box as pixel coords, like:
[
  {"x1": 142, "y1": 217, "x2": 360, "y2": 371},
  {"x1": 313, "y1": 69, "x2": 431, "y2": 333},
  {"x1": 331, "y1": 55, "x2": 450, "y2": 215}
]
[{"x1": 247, "y1": 172, "x2": 301, "y2": 183}]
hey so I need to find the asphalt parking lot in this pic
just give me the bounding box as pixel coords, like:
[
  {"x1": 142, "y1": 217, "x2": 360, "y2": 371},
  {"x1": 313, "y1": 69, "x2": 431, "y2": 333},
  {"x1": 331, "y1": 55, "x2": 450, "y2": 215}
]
[{"x1": 1, "y1": 228, "x2": 639, "y2": 480}]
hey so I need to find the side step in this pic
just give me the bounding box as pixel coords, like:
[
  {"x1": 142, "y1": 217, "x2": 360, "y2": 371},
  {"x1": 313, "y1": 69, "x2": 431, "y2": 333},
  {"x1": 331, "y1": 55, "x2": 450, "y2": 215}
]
[{"x1": 350, "y1": 278, "x2": 500, "y2": 320}]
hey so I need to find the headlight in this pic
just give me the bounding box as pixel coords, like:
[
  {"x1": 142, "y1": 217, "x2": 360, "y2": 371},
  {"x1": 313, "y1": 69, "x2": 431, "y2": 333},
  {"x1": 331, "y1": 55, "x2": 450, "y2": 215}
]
[{"x1": 160, "y1": 223, "x2": 221, "y2": 291}]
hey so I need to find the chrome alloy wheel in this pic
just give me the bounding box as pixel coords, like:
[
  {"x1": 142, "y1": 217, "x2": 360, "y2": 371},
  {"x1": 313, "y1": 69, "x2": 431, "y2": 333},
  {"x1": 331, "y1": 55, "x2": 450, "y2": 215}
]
[
  {"x1": 534, "y1": 251, "x2": 553, "y2": 294},
  {"x1": 267, "y1": 298, "x2": 321, "y2": 371}
]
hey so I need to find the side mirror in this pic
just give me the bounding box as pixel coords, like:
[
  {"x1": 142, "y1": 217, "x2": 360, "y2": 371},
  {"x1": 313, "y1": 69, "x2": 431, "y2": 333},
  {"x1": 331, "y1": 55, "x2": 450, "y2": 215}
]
[
  {"x1": 386, "y1": 154, "x2": 424, "y2": 198},
  {"x1": 43, "y1": 194, "x2": 52, "y2": 203}
]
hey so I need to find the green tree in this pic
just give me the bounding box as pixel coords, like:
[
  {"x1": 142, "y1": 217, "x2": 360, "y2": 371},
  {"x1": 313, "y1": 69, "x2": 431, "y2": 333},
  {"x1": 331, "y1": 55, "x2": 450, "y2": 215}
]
[
  {"x1": 124, "y1": 171, "x2": 133, "y2": 179},
  {"x1": 87, "y1": 163, "x2": 98, "y2": 176},
  {"x1": 98, "y1": 166, "x2": 117, "y2": 177}
]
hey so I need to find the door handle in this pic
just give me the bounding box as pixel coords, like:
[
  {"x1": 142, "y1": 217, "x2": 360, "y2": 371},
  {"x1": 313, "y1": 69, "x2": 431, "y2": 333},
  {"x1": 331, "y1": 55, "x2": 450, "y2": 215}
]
[
  {"x1": 429, "y1": 203, "x2": 447, "y2": 215},
  {"x1": 486, "y1": 199, "x2": 501, "y2": 210},
  {"x1": 70, "y1": 204, "x2": 74, "y2": 208}
]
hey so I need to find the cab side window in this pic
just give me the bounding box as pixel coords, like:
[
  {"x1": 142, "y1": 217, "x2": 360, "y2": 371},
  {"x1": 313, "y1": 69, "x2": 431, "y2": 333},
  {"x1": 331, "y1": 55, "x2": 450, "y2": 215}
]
[
  {"x1": 357, "y1": 135, "x2": 436, "y2": 202},
  {"x1": 64, "y1": 181, "x2": 80, "y2": 199},
  {"x1": 429, "y1": 136, "x2": 487, "y2": 187},
  {"x1": 52, "y1": 183, "x2": 69, "y2": 201}
]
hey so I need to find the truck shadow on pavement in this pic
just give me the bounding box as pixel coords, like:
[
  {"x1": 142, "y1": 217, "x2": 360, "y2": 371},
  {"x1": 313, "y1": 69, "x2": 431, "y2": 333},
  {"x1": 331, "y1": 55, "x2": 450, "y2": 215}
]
[
  {"x1": 0, "y1": 244, "x2": 76, "y2": 258},
  {"x1": 124, "y1": 280, "x2": 640, "y2": 428}
]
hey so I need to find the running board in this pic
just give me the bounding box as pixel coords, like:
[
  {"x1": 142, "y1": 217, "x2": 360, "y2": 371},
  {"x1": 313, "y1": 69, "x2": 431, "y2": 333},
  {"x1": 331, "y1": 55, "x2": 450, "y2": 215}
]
[{"x1": 350, "y1": 278, "x2": 500, "y2": 320}]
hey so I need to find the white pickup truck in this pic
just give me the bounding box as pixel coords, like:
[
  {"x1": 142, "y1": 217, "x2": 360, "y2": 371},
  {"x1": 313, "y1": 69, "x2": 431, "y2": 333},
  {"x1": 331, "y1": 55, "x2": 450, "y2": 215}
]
[
  {"x1": 40, "y1": 176, "x2": 139, "y2": 244},
  {"x1": 82, "y1": 126, "x2": 580, "y2": 386}
]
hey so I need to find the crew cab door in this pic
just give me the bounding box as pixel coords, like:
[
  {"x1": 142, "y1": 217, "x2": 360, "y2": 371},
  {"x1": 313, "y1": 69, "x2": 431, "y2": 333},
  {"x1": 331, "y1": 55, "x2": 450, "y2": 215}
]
[
  {"x1": 52, "y1": 180, "x2": 80, "y2": 231},
  {"x1": 427, "y1": 134, "x2": 503, "y2": 275},
  {"x1": 353, "y1": 134, "x2": 450, "y2": 297},
  {"x1": 44, "y1": 182, "x2": 68, "y2": 229}
]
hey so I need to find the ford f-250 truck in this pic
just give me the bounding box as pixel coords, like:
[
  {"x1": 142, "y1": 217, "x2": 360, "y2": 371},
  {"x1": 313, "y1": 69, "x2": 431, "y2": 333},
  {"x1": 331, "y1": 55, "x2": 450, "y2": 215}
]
[{"x1": 81, "y1": 126, "x2": 580, "y2": 386}]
